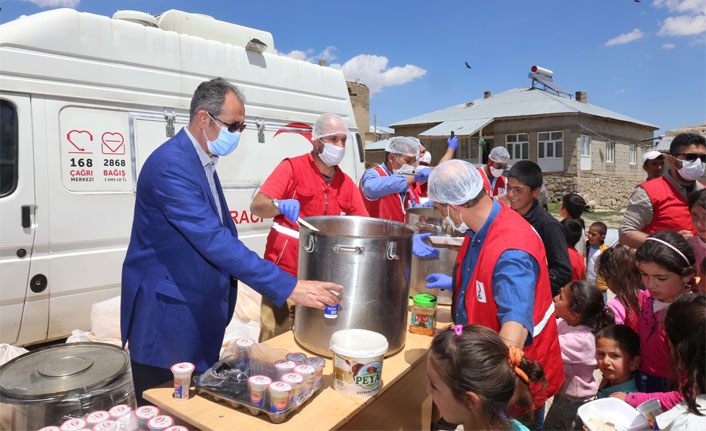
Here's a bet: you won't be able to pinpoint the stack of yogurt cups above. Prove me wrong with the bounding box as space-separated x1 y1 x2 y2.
246 351 326 415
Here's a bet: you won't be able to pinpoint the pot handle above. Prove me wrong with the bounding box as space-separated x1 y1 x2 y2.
331 245 364 254
303 234 316 253
386 242 400 261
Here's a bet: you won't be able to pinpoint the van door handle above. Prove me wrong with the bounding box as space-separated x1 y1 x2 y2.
21 205 31 228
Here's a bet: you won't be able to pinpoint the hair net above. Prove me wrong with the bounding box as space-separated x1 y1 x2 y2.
488 146 511 163
385 136 420 159
311 113 350 140
428 160 483 205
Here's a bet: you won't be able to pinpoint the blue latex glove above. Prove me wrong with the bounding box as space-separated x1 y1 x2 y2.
425 273 452 290
412 200 435 208
413 233 439 258
414 167 432 183
447 136 459 151
277 199 300 223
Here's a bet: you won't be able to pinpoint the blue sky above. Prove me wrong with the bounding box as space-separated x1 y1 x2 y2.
1 0 704 135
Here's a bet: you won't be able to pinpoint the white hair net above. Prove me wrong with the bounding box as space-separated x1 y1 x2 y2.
311 113 350 140
428 160 483 205
385 136 420 159
488 146 511 163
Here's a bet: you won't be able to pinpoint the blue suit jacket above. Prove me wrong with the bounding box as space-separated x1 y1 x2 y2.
121 129 297 372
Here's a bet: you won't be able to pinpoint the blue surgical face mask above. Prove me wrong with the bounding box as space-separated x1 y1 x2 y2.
203 124 241 156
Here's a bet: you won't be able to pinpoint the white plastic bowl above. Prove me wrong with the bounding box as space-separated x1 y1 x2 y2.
578 398 649 431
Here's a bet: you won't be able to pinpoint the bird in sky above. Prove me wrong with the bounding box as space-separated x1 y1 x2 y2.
464 61 472 69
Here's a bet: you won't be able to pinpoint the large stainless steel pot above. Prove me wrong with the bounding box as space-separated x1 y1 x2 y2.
0 342 135 430
294 216 413 358
406 207 464 305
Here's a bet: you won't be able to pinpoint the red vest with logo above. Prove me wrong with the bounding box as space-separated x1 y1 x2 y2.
640 176 696 235
264 154 367 276
360 164 418 223
453 203 564 408
478 166 507 197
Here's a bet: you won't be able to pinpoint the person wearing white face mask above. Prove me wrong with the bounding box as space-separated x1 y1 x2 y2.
620 133 706 250
360 136 432 222
415 160 565 424
250 113 368 341
478 146 510 197
122 79 343 404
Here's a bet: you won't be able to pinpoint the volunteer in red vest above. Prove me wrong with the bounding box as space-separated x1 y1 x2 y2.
620 133 706 249
416 160 563 422
478 146 510 197
251 113 368 340
359 136 432 222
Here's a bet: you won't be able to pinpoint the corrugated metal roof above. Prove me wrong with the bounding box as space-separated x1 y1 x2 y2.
419 117 493 137
366 139 390 150
370 125 394 134
390 87 658 132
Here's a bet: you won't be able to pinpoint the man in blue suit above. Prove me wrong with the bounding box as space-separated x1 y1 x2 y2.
122 78 342 405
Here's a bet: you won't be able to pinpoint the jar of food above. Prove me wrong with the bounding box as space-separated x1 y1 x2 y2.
409 293 437 336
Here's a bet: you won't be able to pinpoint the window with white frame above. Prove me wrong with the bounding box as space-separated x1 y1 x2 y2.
606 141 615 163
629 144 637 165
537 131 563 159
580 135 591 156
506 133 529 160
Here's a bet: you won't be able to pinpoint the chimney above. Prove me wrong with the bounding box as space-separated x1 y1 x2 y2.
575 91 588 103
319 59 326 66
483 90 492 99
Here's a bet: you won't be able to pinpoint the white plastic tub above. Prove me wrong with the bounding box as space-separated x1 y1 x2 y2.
330 329 388 397
578 398 649 431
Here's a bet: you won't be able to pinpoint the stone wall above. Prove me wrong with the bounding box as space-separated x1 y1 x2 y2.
347 81 370 138
544 172 641 210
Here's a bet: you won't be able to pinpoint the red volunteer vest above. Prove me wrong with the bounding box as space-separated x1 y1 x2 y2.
360 164 418 223
264 154 367 276
641 176 696 235
478 166 507 197
453 203 564 408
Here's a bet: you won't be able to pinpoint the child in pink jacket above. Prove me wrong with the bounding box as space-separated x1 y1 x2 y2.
545 281 614 430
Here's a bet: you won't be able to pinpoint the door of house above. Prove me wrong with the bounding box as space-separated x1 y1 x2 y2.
580 135 591 171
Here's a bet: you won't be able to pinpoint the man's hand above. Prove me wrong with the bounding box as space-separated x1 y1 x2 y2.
413 233 439 258
425 273 452 290
414 167 432 184
447 137 458 151
277 199 300 223
289 280 343 310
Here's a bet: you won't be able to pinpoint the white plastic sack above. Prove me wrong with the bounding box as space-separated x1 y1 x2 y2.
90 295 121 340
0 343 28 367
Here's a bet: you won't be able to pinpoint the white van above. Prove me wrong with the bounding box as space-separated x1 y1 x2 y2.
0 9 365 346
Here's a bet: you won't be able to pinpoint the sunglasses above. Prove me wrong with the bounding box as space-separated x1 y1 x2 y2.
675 153 706 162
209 113 247 133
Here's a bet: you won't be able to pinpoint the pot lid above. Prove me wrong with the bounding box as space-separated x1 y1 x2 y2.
0 342 129 399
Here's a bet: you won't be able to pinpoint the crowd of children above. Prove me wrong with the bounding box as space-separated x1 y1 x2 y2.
425 189 705 431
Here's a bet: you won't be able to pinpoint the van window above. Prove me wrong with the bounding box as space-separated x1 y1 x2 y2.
0 100 18 197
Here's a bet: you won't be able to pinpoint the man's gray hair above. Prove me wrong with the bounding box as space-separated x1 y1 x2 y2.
189 77 246 122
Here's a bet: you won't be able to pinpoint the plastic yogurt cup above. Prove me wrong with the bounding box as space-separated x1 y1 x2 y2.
170 362 195 401
304 356 326 387
135 405 159 428
38 427 61 431
235 337 256 351
60 418 87 431
92 420 118 431
147 415 174 431
281 372 304 403
84 411 110 425
164 427 189 431
248 375 272 408
268 381 292 413
285 352 307 365
293 364 316 394
108 404 131 419
274 359 296 379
